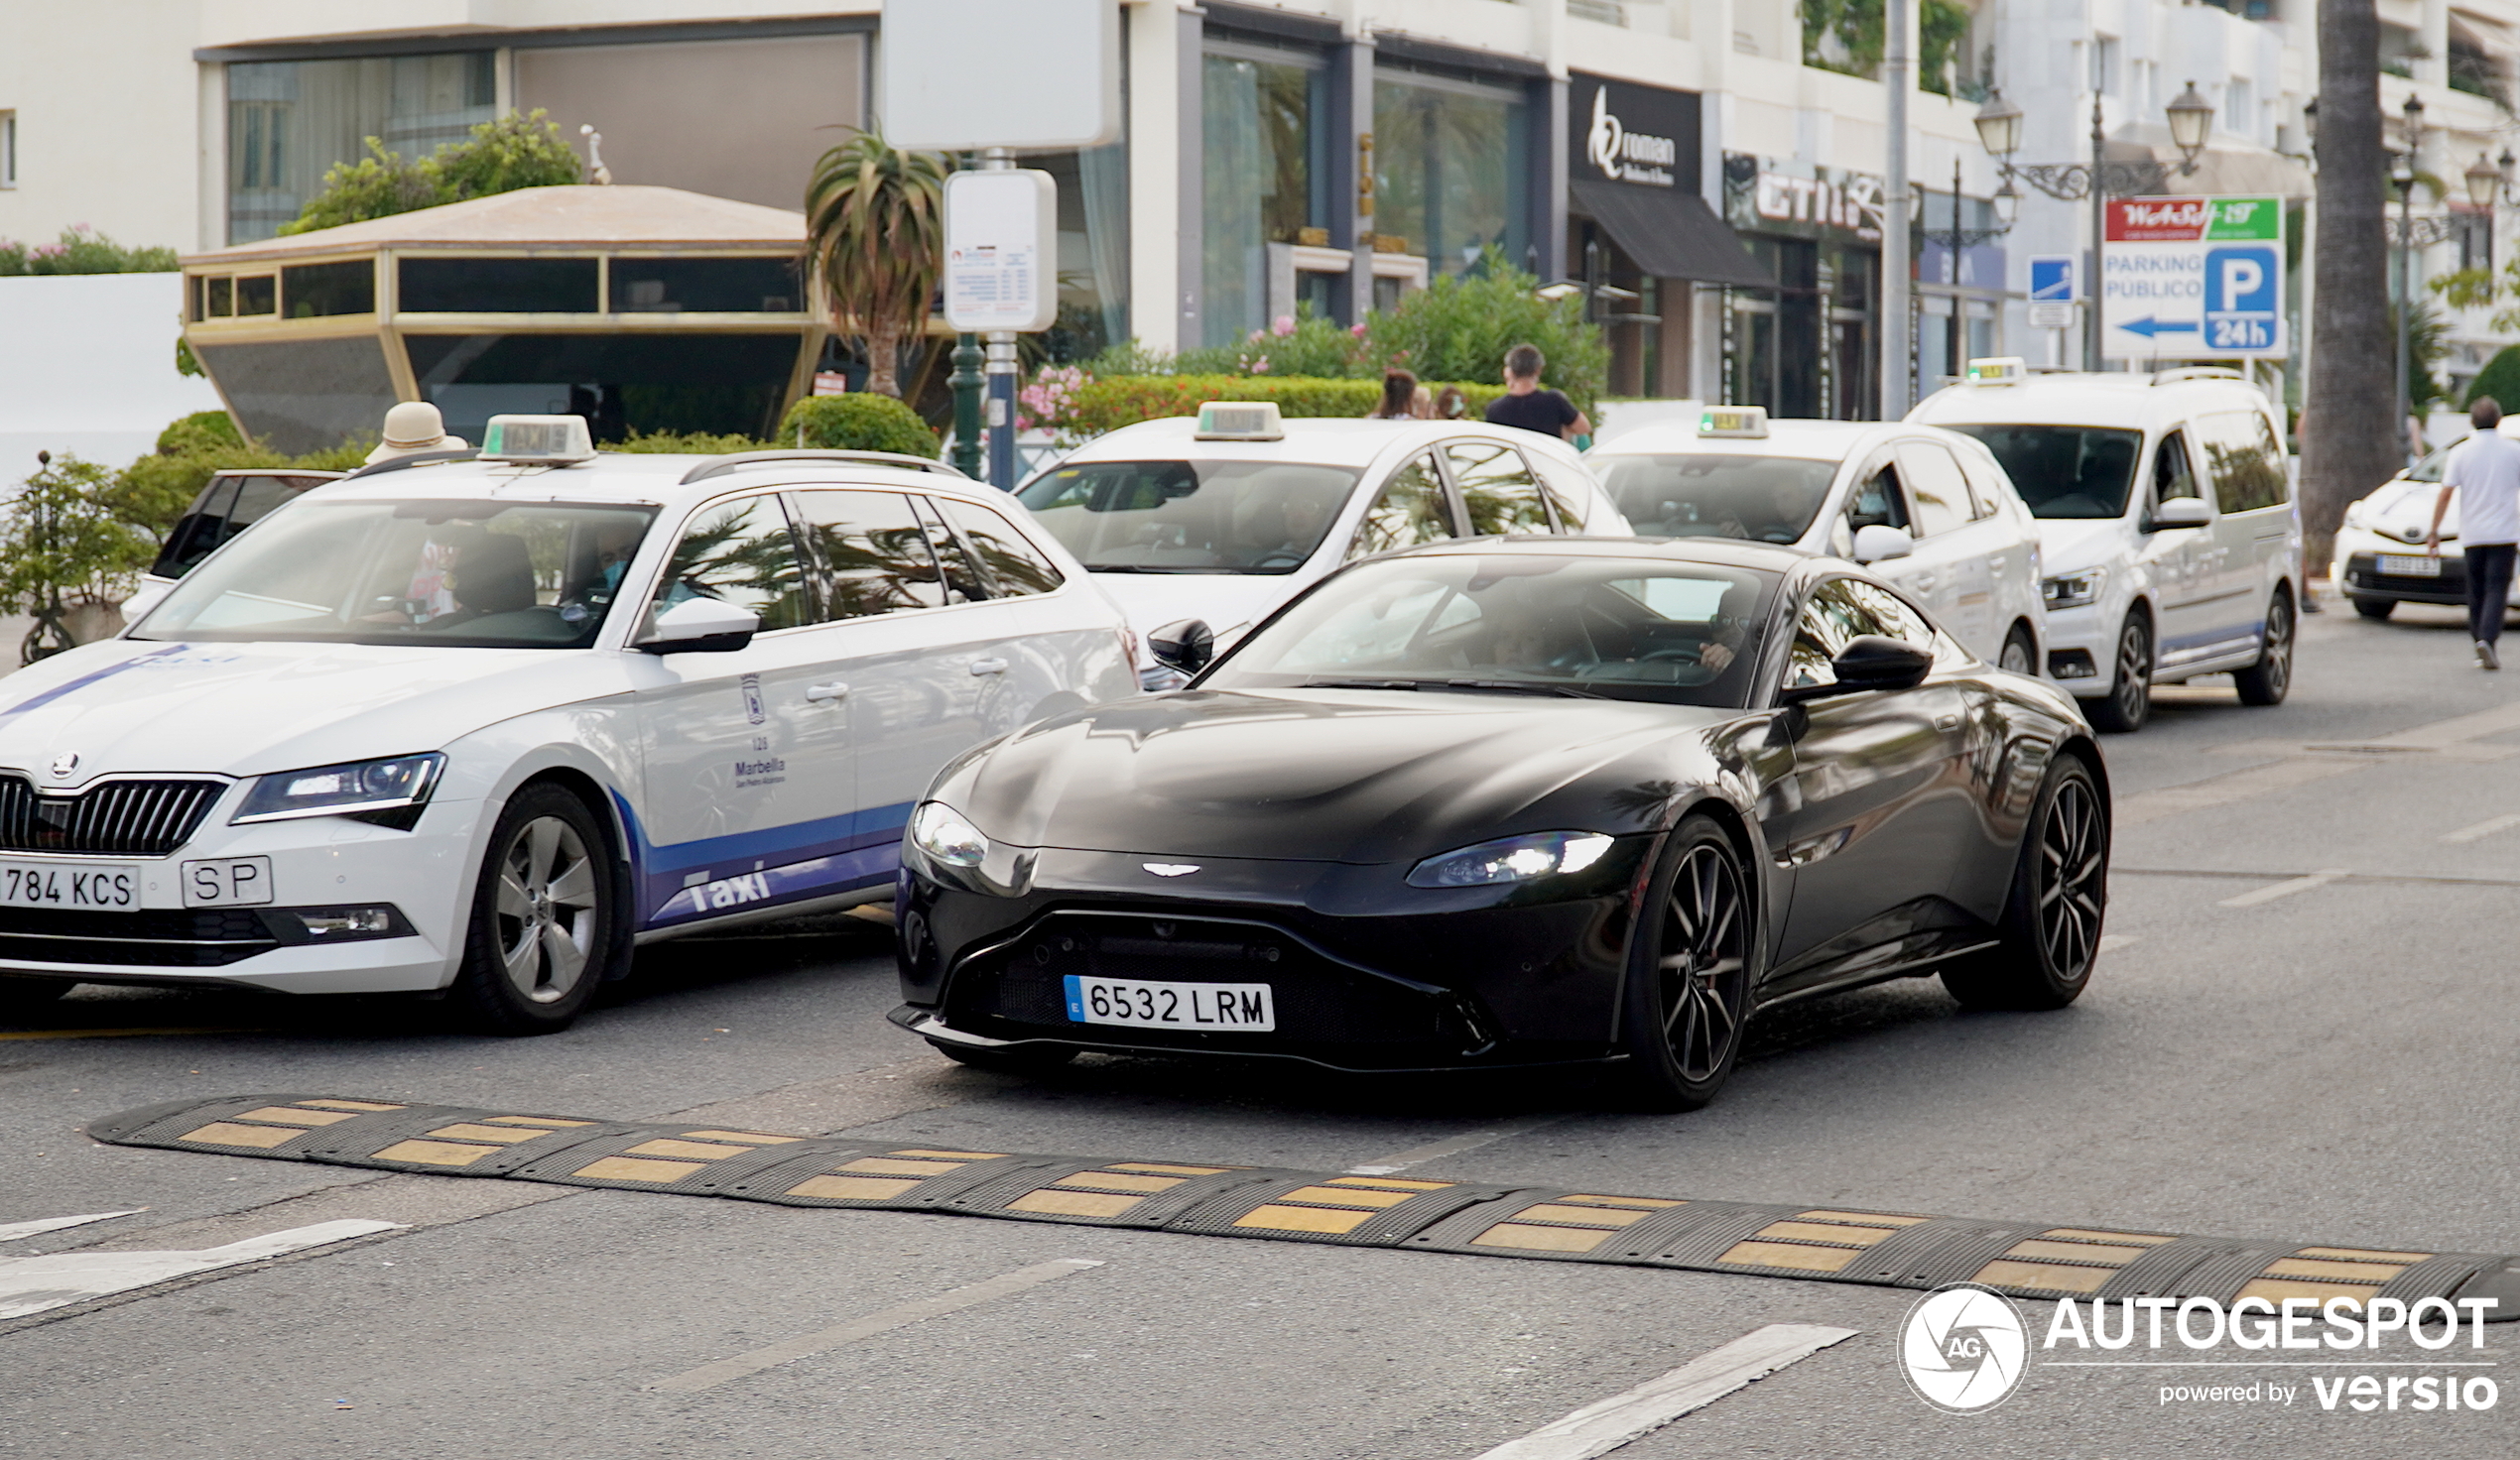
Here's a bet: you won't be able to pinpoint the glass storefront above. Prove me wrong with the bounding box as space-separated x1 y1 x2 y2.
1722 156 1888 421
1374 64 1529 279
1030 145 1132 360
1201 37 1326 346
227 54 495 243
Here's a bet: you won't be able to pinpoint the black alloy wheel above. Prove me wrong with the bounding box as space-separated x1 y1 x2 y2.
1998 624 2039 676
2085 611 2152 733
2234 589 2294 705
450 783 625 1035
1614 815 1755 1111
2351 595 2396 621
1943 755 2108 1011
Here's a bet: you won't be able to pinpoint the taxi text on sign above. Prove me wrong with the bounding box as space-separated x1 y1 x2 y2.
2098 196 2285 361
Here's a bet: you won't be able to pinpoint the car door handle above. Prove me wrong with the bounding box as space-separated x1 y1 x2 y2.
968 658 1009 676
805 682 848 702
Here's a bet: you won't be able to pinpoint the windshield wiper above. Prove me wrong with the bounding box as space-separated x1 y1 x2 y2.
1441 678 1602 698
1299 677 1423 690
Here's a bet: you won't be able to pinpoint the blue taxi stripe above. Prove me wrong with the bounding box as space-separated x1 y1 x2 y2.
0 645 194 722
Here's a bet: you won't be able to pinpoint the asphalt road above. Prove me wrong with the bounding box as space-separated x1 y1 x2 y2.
3 590 2516 1458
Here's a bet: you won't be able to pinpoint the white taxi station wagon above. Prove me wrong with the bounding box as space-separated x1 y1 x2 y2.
0 420 1135 1032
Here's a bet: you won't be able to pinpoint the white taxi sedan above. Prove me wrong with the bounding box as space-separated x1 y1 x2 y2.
0 419 1134 1033
1583 407 2049 672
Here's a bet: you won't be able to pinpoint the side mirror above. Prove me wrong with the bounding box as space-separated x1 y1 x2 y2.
1780 635 1935 702
121 577 174 625
636 596 759 655
2148 497 2212 531
1148 618 1214 676
1851 524 1914 563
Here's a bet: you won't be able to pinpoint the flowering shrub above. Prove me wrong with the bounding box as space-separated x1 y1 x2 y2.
0 225 179 276
1017 365 1093 444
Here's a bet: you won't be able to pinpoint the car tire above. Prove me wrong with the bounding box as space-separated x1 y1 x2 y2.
928 1039 1078 1075
1998 623 2038 676
2083 610 2153 733
1611 814 1758 1112
2233 589 2294 706
0 974 71 1014
1942 754 2108 1011
2351 595 2396 621
449 784 624 1036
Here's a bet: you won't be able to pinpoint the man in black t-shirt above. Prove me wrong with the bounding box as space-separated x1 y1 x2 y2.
1483 343 1592 440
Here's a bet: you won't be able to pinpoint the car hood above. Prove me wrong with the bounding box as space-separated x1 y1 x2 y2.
2031 517 2133 575
939 687 1739 864
0 639 629 786
2349 478 2453 544
1087 572 1307 646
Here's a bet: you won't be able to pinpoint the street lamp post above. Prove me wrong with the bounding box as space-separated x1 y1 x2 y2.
1937 157 2014 378
2396 93 2425 463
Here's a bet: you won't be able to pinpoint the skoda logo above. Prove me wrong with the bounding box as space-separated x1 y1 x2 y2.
1899 1284 2028 1414
1142 863 1199 878
48 752 78 780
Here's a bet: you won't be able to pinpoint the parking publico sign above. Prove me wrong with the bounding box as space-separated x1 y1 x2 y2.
2099 195 2286 361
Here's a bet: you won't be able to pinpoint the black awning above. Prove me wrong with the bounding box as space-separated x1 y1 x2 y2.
1571 181 1773 289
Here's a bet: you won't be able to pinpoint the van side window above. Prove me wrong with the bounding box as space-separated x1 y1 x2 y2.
2194 411 2290 512
2152 431 2200 505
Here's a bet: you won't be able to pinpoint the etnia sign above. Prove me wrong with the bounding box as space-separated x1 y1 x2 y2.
2099 195 2286 361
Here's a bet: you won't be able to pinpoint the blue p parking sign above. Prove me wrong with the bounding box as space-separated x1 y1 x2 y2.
2203 245 2278 352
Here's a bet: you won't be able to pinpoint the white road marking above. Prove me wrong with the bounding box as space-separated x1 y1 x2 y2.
1470 1323 1859 1460
648 1258 1103 1394
1348 1116 1566 1176
2443 812 2520 844
2096 934 2140 954
0 1219 401 1321
0 1210 142 1243
2217 868 2351 909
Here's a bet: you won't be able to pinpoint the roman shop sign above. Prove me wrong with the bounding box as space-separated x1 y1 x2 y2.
1571 76 1700 192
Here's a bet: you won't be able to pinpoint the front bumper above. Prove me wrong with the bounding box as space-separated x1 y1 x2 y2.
2332 535 2517 607
2042 601 2113 692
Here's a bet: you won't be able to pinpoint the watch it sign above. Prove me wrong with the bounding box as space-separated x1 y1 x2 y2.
1570 76 1701 192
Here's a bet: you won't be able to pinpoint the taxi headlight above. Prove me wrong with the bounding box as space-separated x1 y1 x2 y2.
233 754 444 825
909 801 991 868
2042 568 2108 609
1408 831 1615 889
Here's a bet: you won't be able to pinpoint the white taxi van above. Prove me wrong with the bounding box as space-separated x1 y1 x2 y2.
1583 406 2050 672
0 420 1134 1033
1911 361 2303 731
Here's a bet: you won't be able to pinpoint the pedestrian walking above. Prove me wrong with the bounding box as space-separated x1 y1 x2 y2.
1482 343 1591 441
2427 396 2520 669
1366 369 1421 421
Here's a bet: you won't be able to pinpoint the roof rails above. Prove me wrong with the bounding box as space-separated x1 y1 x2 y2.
2150 366 2246 387
340 447 480 481
678 449 972 486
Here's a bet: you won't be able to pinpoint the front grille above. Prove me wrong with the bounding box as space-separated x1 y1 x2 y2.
0 777 226 857
0 905 277 967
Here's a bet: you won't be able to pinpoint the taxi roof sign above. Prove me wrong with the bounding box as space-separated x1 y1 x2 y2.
1698 406 1769 439
480 415 596 464
1196 402 1286 440
1965 357 2028 386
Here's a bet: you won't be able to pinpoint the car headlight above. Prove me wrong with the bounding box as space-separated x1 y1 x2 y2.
1407 830 1615 889
909 801 990 868
232 753 444 825
2042 568 2107 609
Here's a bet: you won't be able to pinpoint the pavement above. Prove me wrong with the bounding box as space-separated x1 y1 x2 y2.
1 593 2516 1457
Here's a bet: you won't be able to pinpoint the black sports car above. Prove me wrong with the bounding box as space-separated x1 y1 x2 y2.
891 538 2109 1108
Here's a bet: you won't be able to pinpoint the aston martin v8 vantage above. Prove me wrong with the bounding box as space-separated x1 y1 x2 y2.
893 538 2110 1108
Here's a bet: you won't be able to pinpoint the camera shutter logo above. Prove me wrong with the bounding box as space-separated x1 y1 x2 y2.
1900 1284 2029 1413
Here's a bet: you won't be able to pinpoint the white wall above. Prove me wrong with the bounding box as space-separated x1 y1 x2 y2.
0 0 205 253
0 274 226 480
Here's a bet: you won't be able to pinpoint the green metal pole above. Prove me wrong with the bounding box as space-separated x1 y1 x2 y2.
950 331 985 477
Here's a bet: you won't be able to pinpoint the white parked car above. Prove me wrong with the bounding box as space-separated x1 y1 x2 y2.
1013 404 1630 687
2333 438 2520 620
1911 362 2304 731
1583 406 2050 673
0 420 1134 1032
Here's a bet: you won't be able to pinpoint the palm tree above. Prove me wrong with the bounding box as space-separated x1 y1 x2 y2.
2302 0 2398 570
806 126 947 399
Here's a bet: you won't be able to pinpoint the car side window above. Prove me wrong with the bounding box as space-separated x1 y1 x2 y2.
2194 411 2290 512
655 493 816 631
1346 452 1454 561
1844 461 1910 535
1529 453 1593 532
2151 430 2200 506
1953 446 2009 520
786 489 945 621
1447 440 1552 536
1896 441 1972 537
934 497 1065 596
1786 578 1895 688
908 496 987 603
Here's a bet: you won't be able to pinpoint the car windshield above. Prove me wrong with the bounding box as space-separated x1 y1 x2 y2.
1944 425 2144 519
132 499 660 649
1015 459 1361 572
1593 455 1838 545
1207 554 1778 708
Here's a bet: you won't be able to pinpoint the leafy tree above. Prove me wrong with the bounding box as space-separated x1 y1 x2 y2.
280 111 584 236
0 225 178 275
805 125 947 398
107 416 367 548
0 455 157 617
2302 0 2399 569
1361 249 1607 414
2465 343 2520 409
782 394 943 456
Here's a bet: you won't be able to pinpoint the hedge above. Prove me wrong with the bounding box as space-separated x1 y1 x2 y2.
780 393 942 457
2467 344 2520 412
1067 375 1508 438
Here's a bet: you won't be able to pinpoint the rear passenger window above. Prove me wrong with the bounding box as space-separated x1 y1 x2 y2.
1447 441 1551 536
934 497 1065 595
909 497 986 604
2151 430 2200 504
2194 411 2289 512
1896 441 1972 537
1953 446 2009 520
787 489 945 619
1346 453 1454 560
1530 455 1594 532
657 494 815 631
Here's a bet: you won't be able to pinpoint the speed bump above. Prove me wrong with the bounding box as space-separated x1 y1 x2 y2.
85 1094 2518 1316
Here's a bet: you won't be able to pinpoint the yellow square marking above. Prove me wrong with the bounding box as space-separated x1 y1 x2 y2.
1513 1203 1651 1228
1754 1220 1896 1247
889 1149 1005 1160
2261 1258 2410 1282
1560 1195 1685 1209
2004 1239 2148 1265
840 1156 966 1176
1055 1172 1184 1193
1719 1240 1861 1273
679 1130 803 1145
1281 1185 1416 1209
1108 1163 1237 1176
786 1174 921 1200
1975 1253 2116 1288
572 1156 705 1182
296 1100 404 1112
1794 1210 1929 1227
621 1139 754 1160
236 1106 357 1127
1472 1223 1615 1254
1008 1189 1145 1218
372 1139 501 1166
1233 1204 1377 1235
425 1123 546 1145
2042 1229 2176 1246
2294 1247 2431 1264
2238 1278 2385 1306
1325 1176 1451 1191
182 1122 303 1149
481 1116 595 1129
